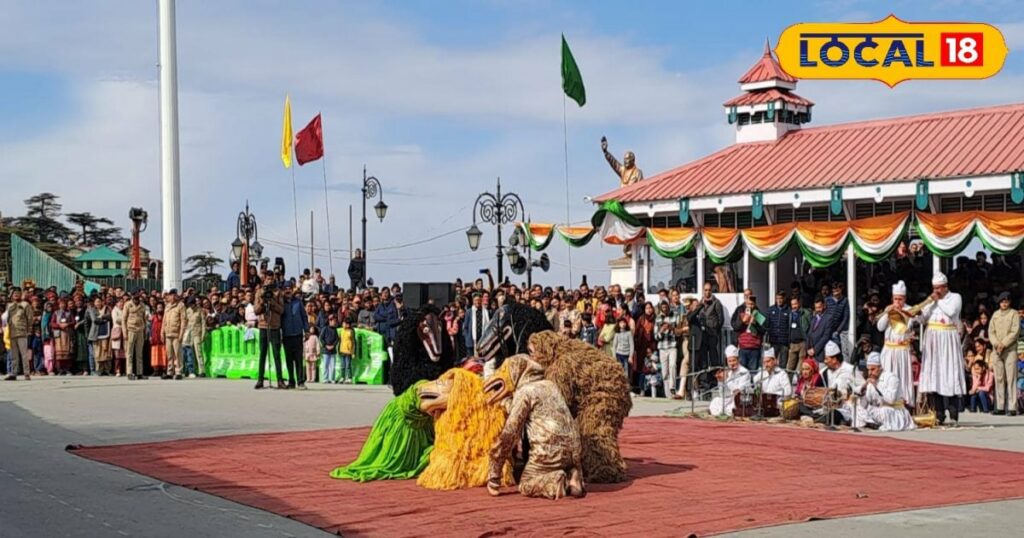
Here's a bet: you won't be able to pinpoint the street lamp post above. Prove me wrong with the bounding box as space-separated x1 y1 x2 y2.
361 166 388 289
235 201 258 287
466 178 525 283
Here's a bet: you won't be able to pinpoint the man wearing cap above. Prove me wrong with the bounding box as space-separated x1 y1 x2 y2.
4 288 34 381
821 340 861 395
752 347 792 400
918 272 966 426
122 291 147 380
845 352 915 431
162 289 187 380
708 345 750 416
877 280 915 410
988 291 1020 416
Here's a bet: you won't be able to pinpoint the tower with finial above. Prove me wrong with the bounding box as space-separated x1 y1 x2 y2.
724 39 814 143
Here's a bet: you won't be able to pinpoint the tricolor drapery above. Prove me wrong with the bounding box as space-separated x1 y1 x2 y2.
516 203 1024 267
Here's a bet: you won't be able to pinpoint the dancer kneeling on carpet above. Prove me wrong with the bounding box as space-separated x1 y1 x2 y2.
484 354 585 500
708 346 750 417
416 368 514 490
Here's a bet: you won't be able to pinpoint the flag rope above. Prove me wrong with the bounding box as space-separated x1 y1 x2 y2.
290 164 301 272
320 156 335 275
562 93 573 286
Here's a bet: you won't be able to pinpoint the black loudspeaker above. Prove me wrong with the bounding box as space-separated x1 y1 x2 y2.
427 282 455 306
402 283 429 310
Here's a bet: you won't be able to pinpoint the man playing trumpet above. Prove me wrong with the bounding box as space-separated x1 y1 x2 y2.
918 272 967 427
876 281 916 411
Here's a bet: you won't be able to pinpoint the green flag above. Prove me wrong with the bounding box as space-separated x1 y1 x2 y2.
561 34 586 107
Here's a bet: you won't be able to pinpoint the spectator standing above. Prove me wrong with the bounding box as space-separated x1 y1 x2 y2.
827 282 851 361
304 326 320 385
807 297 833 361
149 304 166 377
183 298 207 378
786 296 810 371
612 317 634 377
320 314 339 383
462 292 491 358
654 301 679 398
339 317 355 383
988 292 1020 415
281 285 309 389
52 298 74 375
694 281 725 387
731 294 765 373
5 288 34 380
766 291 790 362
254 283 284 389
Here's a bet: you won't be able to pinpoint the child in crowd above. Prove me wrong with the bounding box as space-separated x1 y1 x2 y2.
560 319 574 338
304 325 320 384
578 313 597 346
339 317 355 384
319 314 339 383
644 348 662 398
150 305 166 378
968 359 994 413
612 317 634 378
30 326 44 375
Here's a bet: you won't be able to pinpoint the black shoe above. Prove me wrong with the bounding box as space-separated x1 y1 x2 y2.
174 374 183 380
298 384 307 391
254 382 265 390
138 375 148 380
286 384 296 390
993 410 1006 416
161 374 171 380
1010 411 1019 417
128 374 137 381
4 375 15 381
276 382 287 390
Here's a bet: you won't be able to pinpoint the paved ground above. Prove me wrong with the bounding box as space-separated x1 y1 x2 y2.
1 377 1022 537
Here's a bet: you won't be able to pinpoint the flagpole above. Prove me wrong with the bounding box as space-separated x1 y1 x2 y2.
290 156 301 274
562 94 574 287
320 156 335 277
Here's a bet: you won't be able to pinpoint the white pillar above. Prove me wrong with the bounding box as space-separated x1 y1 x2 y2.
846 243 856 341
742 247 750 292
643 245 652 296
159 0 182 292
630 244 640 288
768 259 777 302
696 240 705 293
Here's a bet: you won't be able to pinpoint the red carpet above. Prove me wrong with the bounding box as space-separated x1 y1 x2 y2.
70 417 1024 537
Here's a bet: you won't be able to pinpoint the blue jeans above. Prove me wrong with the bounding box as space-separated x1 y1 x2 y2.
182 346 196 376
739 348 762 373
88 343 96 375
321 352 336 382
340 354 352 381
970 391 992 412
615 353 630 377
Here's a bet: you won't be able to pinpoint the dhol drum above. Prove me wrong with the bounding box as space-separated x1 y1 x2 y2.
802 387 831 409
733 392 781 418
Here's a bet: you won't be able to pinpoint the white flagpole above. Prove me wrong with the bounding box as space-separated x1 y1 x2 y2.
320 156 335 276
290 163 301 273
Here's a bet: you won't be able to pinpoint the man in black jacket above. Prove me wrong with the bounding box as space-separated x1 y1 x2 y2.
766 291 790 364
807 296 834 360
693 281 724 390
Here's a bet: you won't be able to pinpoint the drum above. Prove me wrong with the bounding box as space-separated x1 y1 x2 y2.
802 387 830 408
782 397 800 420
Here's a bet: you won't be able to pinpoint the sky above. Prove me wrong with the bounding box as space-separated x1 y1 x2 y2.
1 0 1022 288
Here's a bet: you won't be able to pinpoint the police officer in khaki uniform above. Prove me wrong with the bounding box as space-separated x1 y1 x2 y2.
161 289 187 380
122 290 148 380
4 288 35 381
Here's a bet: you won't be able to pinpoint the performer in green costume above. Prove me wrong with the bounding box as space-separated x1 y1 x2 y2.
330 380 435 481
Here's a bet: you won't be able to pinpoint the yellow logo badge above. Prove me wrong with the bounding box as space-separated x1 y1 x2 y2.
776 15 1009 87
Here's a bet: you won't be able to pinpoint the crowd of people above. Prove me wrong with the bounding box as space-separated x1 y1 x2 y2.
3 249 1022 426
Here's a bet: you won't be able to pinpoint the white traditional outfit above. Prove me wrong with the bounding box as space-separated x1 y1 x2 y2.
876 281 915 408
843 353 915 431
918 274 966 398
753 366 793 398
709 346 749 416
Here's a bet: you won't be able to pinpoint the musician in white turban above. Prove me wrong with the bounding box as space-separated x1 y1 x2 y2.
820 340 861 394
843 353 916 432
752 346 792 399
877 280 915 411
918 272 967 426
708 345 750 416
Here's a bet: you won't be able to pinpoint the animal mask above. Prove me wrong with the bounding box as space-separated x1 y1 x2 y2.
483 354 545 405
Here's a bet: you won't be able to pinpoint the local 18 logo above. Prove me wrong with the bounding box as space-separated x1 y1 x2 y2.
775 15 1009 87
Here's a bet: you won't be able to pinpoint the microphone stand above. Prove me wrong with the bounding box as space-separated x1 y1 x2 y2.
751 369 765 421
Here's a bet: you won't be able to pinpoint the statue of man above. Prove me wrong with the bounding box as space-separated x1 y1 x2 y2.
601 136 643 188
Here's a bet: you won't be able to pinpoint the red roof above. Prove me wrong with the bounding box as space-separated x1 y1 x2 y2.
738 41 796 84
723 88 814 107
595 102 1024 203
